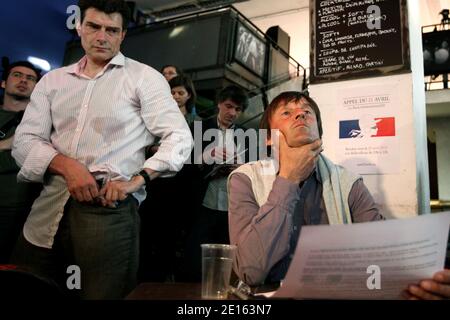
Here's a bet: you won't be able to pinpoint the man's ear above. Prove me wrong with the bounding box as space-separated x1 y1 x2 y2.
1 80 5 90
121 29 127 41
76 21 82 37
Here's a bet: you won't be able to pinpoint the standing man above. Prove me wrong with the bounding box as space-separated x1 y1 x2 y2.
0 61 41 263
182 85 249 281
11 0 193 299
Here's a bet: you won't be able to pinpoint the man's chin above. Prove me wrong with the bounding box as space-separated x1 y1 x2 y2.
288 137 314 148
9 93 30 101
90 52 114 63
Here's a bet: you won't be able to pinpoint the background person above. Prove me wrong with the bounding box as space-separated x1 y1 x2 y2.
0 61 42 263
161 64 182 81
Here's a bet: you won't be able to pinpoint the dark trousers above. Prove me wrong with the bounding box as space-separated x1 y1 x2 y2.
10 196 140 300
138 167 197 282
0 206 30 264
180 205 230 282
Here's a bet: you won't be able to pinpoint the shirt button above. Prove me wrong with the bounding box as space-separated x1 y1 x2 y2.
293 226 298 231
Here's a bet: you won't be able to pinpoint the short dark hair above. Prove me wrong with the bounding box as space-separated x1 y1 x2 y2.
169 75 197 113
217 85 248 111
2 61 41 82
259 91 323 138
78 0 131 30
161 65 183 76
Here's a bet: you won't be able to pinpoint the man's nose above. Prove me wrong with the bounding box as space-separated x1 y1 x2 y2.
295 111 306 121
95 29 108 42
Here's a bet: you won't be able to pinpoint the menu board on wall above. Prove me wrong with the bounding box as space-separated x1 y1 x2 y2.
310 0 410 83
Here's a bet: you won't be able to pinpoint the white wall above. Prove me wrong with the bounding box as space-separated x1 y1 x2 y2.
428 117 450 200
409 0 431 215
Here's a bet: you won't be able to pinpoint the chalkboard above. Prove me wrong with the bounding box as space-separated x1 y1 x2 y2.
310 0 410 83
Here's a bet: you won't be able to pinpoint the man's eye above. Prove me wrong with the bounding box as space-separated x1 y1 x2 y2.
281 111 290 116
87 24 99 30
107 29 120 36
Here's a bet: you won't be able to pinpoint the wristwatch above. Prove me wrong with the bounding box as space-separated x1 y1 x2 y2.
136 169 152 186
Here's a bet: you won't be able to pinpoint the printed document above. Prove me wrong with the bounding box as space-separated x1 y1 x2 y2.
274 212 450 299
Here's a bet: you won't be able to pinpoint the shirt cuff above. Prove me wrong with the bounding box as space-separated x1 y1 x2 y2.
143 157 176 178
17 143 59 183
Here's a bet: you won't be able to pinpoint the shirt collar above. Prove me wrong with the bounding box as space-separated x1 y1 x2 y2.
216 116 235 130
313 166 321 183
66 52 125 76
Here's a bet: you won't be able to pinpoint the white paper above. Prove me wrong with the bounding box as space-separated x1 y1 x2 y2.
335 85 400 174
274 212 450 300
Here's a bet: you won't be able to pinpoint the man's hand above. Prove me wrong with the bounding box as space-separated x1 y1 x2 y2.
98 175 145 208
98 169 159 208
49 154 99 202
276 131 323 184
211 148 230 162
404 269 450 300
0 135 14 150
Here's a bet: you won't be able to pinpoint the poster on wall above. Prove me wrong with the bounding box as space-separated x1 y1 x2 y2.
335 85 400 175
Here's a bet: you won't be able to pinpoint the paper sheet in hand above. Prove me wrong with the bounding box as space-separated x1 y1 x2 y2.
274 212 450 299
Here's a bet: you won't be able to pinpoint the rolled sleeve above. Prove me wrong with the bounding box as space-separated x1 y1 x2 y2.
12 76 59 183
137 70 193 175
17 143 59 183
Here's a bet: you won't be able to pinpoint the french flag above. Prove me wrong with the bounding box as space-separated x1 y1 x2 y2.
372 117 395 137
339 117 396 138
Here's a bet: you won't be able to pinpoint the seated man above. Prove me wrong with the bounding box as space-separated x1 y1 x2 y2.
228 91 450 300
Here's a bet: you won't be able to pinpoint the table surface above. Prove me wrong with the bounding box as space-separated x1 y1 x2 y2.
125 281 282 300
126 282 236 300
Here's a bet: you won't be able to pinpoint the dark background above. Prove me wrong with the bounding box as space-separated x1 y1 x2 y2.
0 0 76 72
